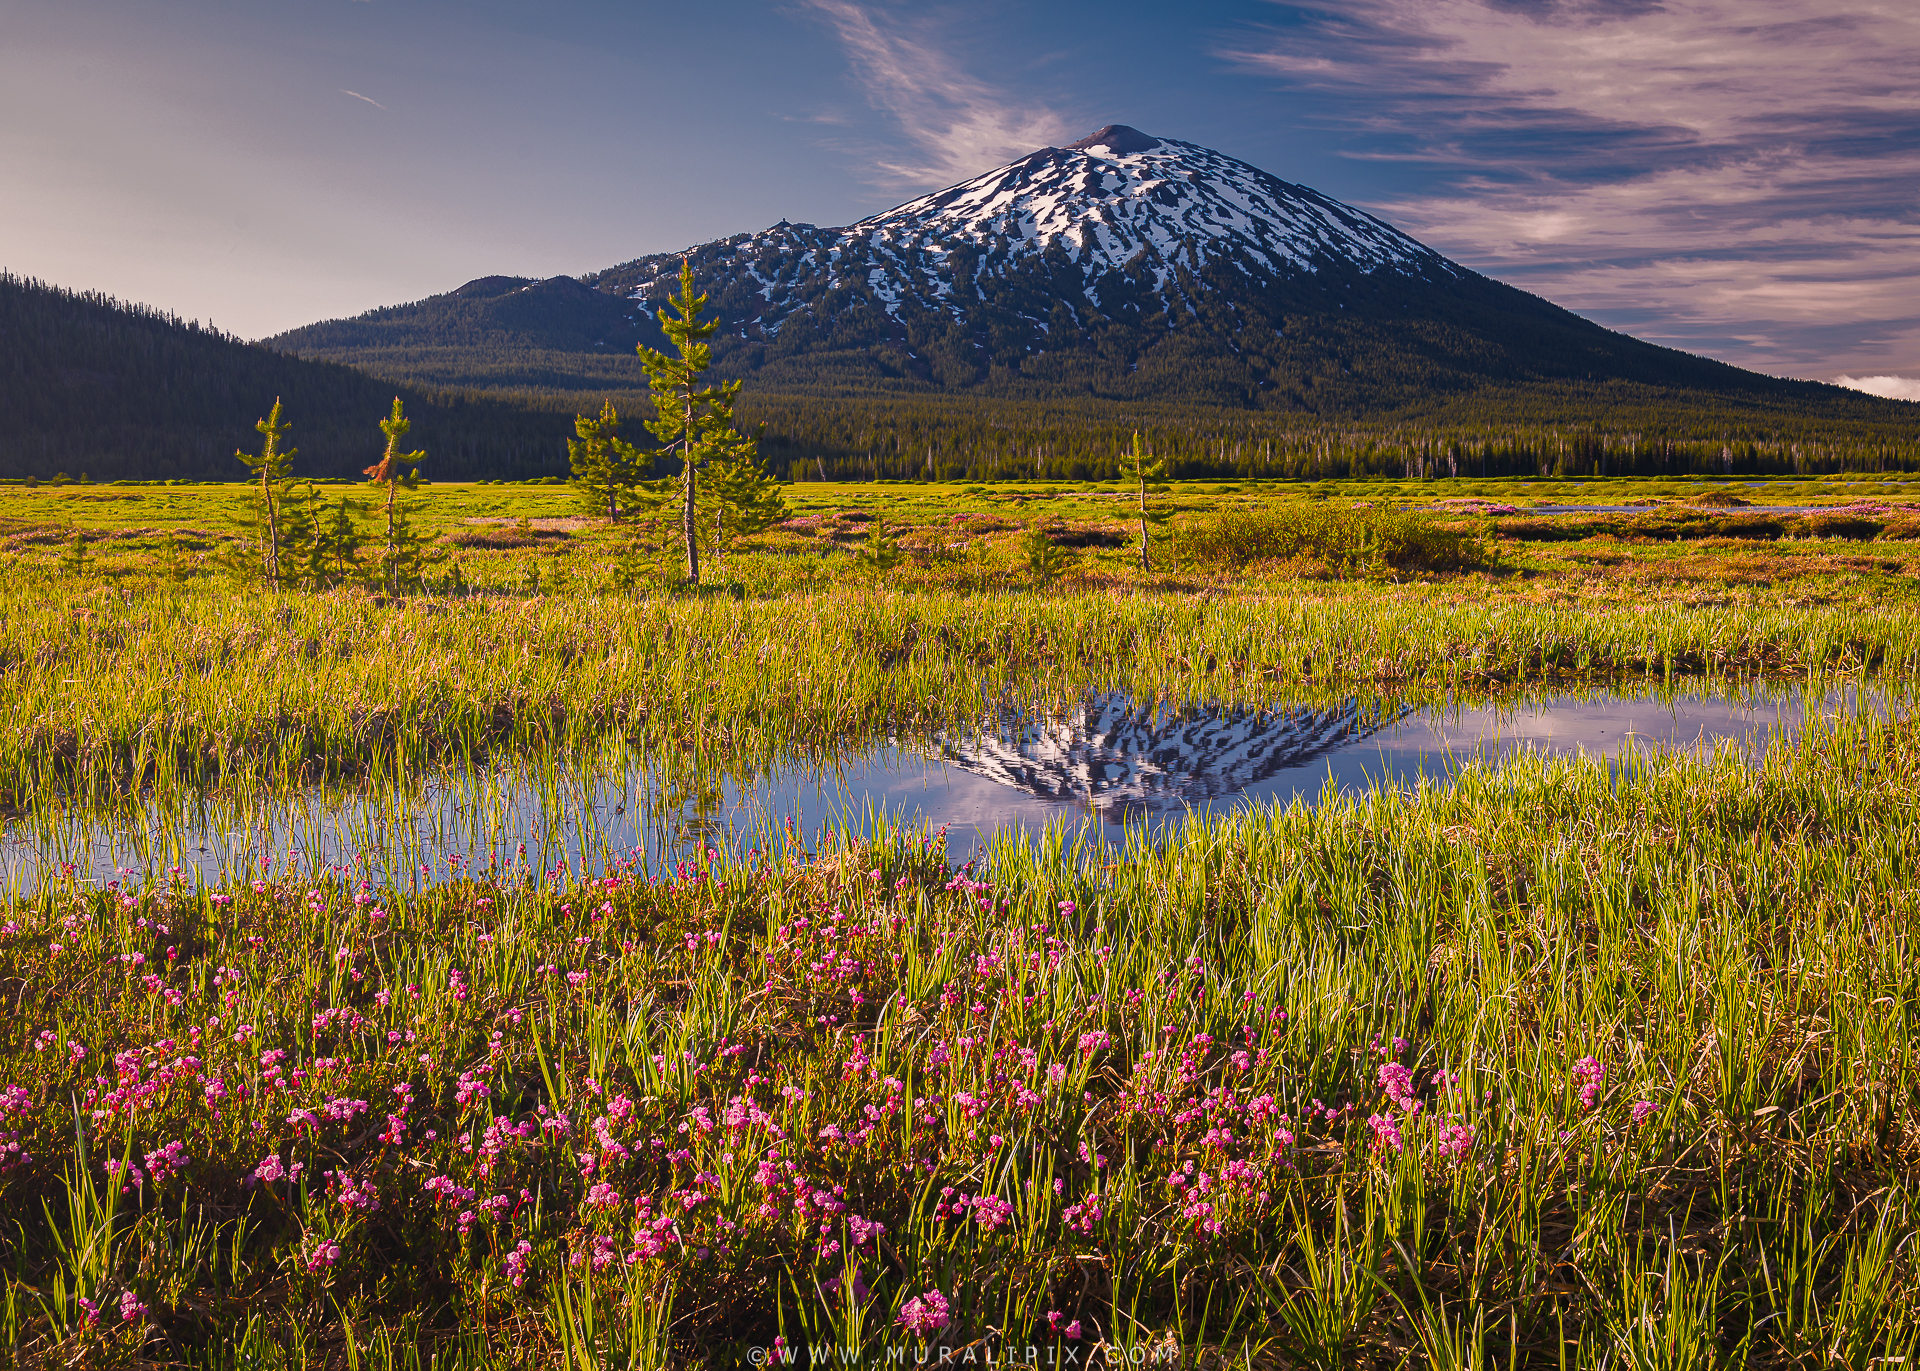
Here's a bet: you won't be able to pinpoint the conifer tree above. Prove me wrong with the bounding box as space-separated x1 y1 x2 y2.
568 400 647 521
610 534 652 592
364 397 434 593
1121 430 1168 571
709 438 788 567
281 483 363 590
312 492 366 588
1023 520 1070 588
855 517 904 574
638 260 757 584
235 397 296 584
276 484 318 588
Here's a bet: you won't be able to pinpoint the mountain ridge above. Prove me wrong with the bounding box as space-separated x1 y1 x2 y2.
266 124 1901 430
0 272 576 481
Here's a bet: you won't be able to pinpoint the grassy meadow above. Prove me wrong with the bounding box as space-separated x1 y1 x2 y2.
7 470 1920 604
1 472 1918 1367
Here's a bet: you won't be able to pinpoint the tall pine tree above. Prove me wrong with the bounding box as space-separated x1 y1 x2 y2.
638 261 757 584
234 397 296 584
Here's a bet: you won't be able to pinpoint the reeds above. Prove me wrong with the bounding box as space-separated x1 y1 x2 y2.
6 582 1916 812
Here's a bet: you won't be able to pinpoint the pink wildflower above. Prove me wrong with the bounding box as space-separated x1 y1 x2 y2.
1377 1062 1419 1114
1367 1113 1404 1154
1572 1057 1606 1110
504 1239 533 1287
897 1287 951 1336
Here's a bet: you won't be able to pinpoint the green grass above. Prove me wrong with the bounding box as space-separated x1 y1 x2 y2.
3 582 1916 812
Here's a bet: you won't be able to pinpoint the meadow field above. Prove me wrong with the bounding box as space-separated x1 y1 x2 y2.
2 473 1918 1368
9 471 1920 603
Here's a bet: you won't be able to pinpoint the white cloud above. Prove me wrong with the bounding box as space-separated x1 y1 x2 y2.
1222 0 1920 376
796 0 1075 189
1834 375 1920 402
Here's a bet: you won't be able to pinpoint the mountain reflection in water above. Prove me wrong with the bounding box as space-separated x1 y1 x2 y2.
932 694 1411 818
2 685 1879 895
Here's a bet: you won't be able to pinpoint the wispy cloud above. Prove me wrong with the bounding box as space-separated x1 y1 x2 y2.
339 89 386 111
1835 375 1920 403
796 0 1075 189
1221 0 1920 378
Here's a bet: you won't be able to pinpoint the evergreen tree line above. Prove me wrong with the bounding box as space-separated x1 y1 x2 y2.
0 273 573 481
734 393 1920 483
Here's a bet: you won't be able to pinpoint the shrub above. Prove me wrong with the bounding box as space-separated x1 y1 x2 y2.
1022 521 1072 586
855 518 905 573
1172 503 1491 576
1796 513 1884 541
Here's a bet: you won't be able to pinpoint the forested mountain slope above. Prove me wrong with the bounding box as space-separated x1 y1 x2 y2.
0 274 572 480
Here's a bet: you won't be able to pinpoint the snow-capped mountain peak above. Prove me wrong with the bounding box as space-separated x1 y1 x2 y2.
605 125 1457 338
851 125 1446 303
280 124 1831 415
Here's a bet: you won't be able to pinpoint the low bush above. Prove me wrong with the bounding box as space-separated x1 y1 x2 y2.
1173 502 1491 576
1797 513 1885 541
1046 522 1128 549
441 523 572 550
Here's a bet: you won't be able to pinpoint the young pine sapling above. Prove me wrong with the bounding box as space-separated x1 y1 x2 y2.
1023 521 1071 588
855 518 905 574
708 428 788 571
568 400 647 522
1121 430 1168 571
234 397 296 585
364 398 435 594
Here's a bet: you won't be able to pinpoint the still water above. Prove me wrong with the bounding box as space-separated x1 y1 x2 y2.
0 684 1881 893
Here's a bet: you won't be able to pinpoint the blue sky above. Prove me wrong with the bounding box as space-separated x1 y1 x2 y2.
5 0 1916 396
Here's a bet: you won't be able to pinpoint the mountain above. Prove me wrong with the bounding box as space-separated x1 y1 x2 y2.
270 274 660 395
271 125 1904 430
0 273 573 481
